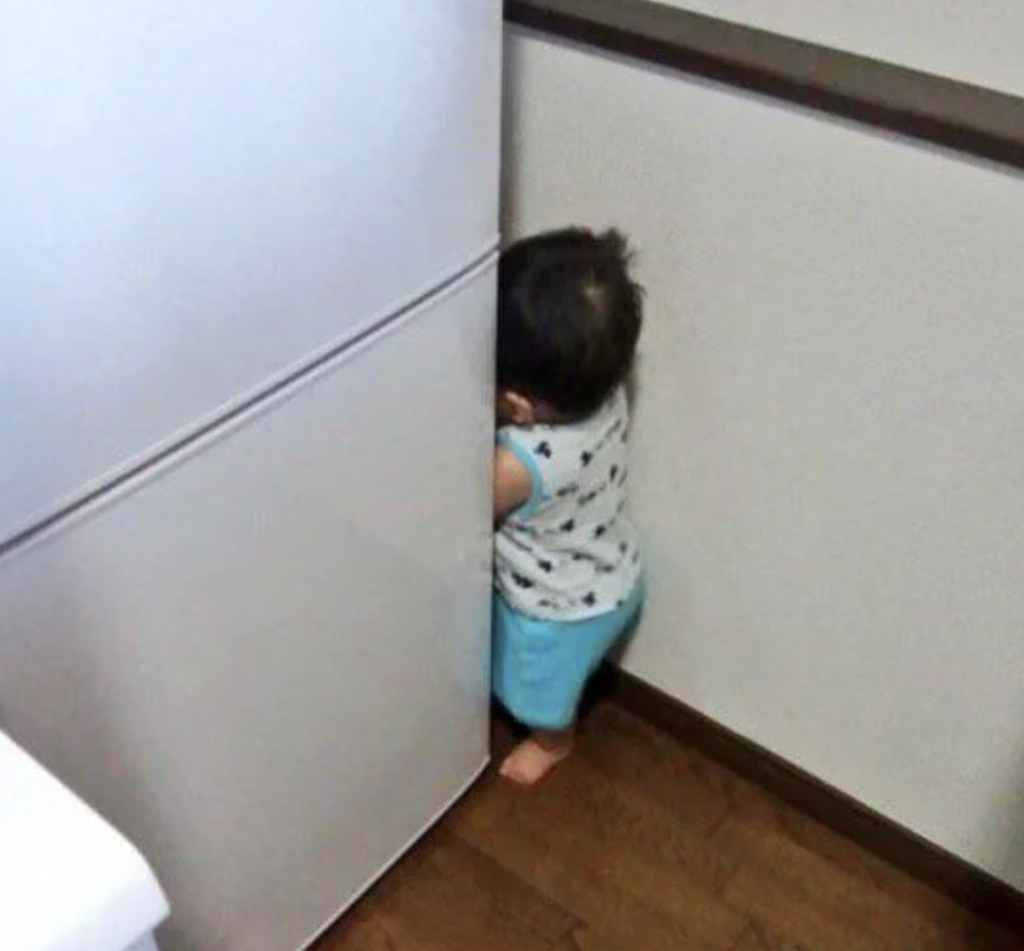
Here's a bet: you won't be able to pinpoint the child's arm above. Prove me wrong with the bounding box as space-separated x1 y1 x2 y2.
494 446 532 520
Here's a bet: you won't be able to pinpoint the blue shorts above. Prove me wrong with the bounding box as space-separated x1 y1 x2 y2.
492 581 644 731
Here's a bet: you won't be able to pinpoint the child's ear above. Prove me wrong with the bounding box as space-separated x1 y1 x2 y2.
499 389 536 425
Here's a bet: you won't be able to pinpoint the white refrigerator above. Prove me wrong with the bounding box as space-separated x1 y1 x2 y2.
0 4 500 950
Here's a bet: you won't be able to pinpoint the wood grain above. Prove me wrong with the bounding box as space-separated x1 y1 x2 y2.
316 701 1020 951
607 667 1024 935
325 827 577 951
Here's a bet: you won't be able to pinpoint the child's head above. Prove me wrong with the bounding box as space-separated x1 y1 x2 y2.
496 226 643 425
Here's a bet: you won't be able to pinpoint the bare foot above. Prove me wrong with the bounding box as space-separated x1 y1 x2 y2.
499 731 574 786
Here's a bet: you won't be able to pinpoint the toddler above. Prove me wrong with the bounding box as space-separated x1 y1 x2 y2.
492 226 644 786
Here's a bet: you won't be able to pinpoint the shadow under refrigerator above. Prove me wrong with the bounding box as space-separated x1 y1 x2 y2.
0 3 501 950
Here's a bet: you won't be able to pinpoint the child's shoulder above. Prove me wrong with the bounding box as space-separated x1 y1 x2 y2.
501 387 629 479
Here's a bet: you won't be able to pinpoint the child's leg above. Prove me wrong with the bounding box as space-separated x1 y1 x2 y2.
492 584 643 786
492 599 577 784
499 727 575 786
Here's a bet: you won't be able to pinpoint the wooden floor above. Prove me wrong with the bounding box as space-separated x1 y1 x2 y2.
316 701 1021 951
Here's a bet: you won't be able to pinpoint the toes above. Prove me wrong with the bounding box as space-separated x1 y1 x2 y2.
506 767 530 786
498 751 519 780
499 737 573 786
505 763 534 786
498 749 530 785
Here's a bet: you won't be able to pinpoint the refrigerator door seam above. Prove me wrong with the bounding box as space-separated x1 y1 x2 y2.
0 248 498 566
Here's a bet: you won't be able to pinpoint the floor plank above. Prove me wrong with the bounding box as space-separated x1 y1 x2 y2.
318 828 577 951
449 714 749 951
318 700 1021 951
695 731 1019 951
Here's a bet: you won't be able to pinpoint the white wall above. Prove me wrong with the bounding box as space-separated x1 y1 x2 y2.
504 30 1024 889
660 0 1024 96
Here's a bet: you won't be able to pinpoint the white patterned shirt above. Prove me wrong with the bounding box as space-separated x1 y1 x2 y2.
495 386 642 621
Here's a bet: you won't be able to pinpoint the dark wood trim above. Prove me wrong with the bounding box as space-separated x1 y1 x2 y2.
505 0 1024 170
600 665 1024 934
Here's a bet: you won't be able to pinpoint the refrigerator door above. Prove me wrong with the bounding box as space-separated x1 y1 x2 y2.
0 1 500 547
0 259 495 951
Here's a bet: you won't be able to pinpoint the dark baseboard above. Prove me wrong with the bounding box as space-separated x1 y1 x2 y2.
600 665 1024 935
505 0 1024 171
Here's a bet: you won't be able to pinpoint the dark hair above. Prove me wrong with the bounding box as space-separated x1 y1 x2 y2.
497 226 643 418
